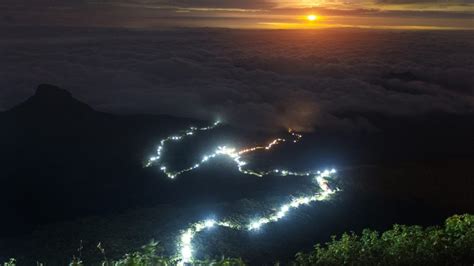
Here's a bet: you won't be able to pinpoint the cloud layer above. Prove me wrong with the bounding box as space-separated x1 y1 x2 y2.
1 27 473 131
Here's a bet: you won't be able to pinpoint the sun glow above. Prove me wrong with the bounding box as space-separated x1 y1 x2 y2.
307 14 318 21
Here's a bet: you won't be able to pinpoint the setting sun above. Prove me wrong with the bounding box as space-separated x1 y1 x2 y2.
307 15 318 21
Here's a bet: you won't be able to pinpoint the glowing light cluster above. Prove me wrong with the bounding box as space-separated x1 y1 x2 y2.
289 129 303 143
177 169 338 264
238 138 286 155
146 121 340 264
146 120 221 171
146 123 305 179
179 219 239 263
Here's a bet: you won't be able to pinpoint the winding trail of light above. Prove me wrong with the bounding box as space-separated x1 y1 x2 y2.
146 122 305 179
177 170 338 265
146 120 221 170
145 121 340 264
237 138 286 155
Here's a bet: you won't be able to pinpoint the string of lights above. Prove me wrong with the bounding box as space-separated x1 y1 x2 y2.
146 120 221 169
177 169 338 264
145 121 339 264
146 122 306 179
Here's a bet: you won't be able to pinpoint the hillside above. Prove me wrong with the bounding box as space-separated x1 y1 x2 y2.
0 84 203 235
1 84 473 264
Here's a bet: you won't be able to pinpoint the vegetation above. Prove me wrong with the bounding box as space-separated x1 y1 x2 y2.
69 241 245 266
295 214 474 266
3 214 472 266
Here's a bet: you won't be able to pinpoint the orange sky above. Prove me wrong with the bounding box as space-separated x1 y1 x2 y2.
1 0 473 29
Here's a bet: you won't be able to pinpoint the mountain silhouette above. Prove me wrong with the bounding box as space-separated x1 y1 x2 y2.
0 84 202 236
10 84 94 115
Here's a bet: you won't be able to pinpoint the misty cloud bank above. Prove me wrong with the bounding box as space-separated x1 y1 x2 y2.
1 27 473 131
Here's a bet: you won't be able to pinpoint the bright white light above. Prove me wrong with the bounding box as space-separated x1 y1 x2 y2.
216 146 238 157
181 230 193 244
144 121 340 264
177 169 339 263
249 221 263 230
181 246 192 262
204 219 216 228
146 121 312 180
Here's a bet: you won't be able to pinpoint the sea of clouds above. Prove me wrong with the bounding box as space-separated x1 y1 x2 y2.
1 27 473 131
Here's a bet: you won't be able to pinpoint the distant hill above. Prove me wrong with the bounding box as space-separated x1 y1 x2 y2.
0 84 203 236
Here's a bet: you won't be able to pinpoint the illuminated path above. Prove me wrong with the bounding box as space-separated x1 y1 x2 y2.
146 121 339 264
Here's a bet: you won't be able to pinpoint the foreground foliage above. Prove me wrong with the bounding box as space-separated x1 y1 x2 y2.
295 214 474 265
69 241 245 266
3 214 472 265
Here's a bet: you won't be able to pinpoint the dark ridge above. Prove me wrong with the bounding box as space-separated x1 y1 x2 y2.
8 84 94 116
35 84 73 98
0 84 202 237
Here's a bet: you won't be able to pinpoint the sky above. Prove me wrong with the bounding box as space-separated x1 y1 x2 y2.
0 1 473 132
1 0 473 29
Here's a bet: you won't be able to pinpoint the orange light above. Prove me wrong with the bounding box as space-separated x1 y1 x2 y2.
307 15 318 21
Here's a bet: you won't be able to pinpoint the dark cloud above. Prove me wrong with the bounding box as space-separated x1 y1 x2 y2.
145 0 275 9
0 28 473 132
0 0 274 9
